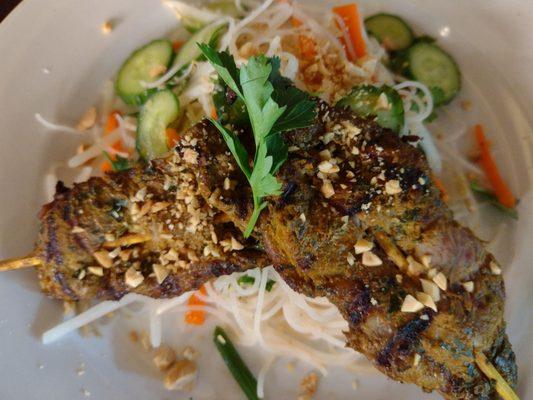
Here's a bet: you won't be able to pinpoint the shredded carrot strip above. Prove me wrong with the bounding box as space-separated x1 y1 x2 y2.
100 111 125 172
475 124 516 208
432 175 449 202
166 128 180 148
290 17 317 59
100 160 112 173
332 3 367 61
211 107 218 120
172 40 183 51
291 16 303 27
185 285 207 325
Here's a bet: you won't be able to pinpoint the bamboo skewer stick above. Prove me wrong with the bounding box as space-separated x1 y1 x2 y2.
475 351 520 400
0 256 41 272
0 233 152 272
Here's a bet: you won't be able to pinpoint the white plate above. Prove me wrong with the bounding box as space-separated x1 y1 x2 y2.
0 1 532 399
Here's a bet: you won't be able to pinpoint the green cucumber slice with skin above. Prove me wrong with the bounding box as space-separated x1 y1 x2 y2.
115 40 173 106
365 13 414 51
337 85 405 132
407 42 461 106
172 21 227 70
137 90 180 161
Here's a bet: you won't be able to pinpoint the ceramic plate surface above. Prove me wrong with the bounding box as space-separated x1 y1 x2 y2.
0 1 532 399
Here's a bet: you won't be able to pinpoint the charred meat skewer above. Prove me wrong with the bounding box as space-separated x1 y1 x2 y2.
174 102 517 400
25 155 267 301
0 103 517 399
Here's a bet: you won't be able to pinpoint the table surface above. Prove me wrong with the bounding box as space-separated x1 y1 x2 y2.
1 0 21 22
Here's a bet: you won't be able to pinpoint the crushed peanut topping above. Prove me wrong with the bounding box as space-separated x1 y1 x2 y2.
416 292 437 312
407 256 426 277
401 295 425 313
385 179 402 195
93 251 112 269
153 264 170 285
183 148 199 164
87 266 103 277
182 346 198 361
320 179 335 198
297 372 319 400
151 202 170 213
432 272 447 291
419 254 432 268
125 267 144 288
101 21 113 34
362 251 382 267
354 238 373 254
347 253 355 266
427 268 438 279
413 353 421 367
420 279 440 302
77 107 97 131
299 213 306 223
462 281 474 293
223 177 231 190
318 160 340 174
164 359 197 391
489 261 502 275
153 346 177 372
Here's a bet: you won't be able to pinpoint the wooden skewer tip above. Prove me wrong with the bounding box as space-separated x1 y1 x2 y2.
0 256 41 272
475 351 520 400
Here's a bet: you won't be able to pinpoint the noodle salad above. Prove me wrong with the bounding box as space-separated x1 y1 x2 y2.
36 0 519 398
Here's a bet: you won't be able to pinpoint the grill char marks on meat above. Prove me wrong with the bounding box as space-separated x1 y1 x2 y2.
36 157 267 301
178 101 516 399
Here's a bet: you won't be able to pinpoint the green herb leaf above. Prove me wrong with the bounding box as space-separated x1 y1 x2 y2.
265 279 276 292
199 44 316 237
103 152 131 172
213 326 259 400
209 118 251 178
470 181 518 219
237 275 256 286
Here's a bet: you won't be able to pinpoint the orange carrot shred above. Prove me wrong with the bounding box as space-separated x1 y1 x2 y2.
432 175 449 202
475 124 516 208
184 286 207 326
298 35 317 59
211 107 218 120
166 128 180 148
290 17 317 59
332 3 367 61
290 16 303 27
100 160 112 173
105 111 125 153
173 41 184 51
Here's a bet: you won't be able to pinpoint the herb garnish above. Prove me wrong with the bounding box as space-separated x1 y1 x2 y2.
470 181 518 219
198 44 316 237
237 274 276 292
103 151 131 172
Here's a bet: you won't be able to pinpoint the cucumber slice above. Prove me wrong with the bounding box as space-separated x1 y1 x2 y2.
337 85 404 132
137 90 180 161
172 21 227 70
365 14 414 51
115 40 173 106
366 14 414 51
407 43 461 106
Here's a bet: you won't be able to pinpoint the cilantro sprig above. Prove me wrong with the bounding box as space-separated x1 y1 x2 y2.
199 44 316 237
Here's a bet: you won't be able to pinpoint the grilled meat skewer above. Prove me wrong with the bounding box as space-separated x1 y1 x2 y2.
0 102 517 398
34 155 267 301
173 102 517 399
